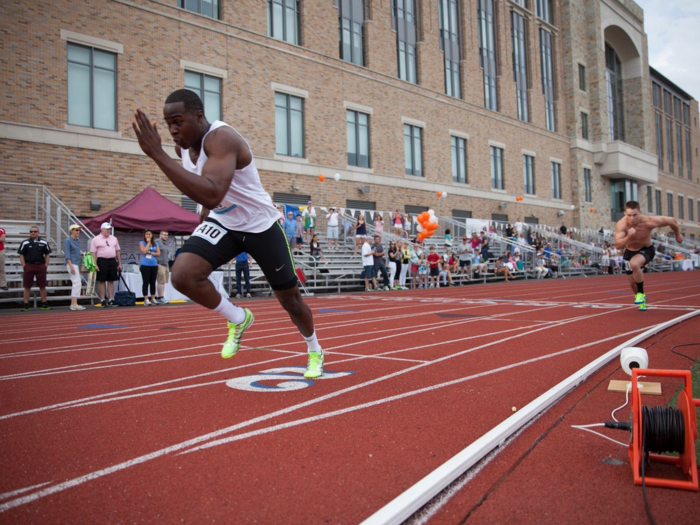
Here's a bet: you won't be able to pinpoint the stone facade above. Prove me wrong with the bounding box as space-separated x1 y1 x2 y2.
0 0 697 234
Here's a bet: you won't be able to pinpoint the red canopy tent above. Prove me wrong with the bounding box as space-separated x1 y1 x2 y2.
81 187 199 233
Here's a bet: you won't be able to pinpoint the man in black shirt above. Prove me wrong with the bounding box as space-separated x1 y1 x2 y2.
17 226 52 311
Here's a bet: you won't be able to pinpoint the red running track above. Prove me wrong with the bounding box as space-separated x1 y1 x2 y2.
1 272 699 524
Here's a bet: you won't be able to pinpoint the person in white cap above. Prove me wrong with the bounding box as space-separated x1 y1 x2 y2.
89 223 122 307
64 224 85 310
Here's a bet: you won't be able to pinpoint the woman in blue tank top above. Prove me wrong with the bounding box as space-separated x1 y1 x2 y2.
139 230 160 305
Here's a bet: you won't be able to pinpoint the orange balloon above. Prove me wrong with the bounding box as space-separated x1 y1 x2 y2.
437 191 442 197
589 208 595 213
318 174 325 182
429 222 439 231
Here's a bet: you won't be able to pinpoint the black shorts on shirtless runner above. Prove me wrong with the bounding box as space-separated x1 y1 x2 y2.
622 245 655 274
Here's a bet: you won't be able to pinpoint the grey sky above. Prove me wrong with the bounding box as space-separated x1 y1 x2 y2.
636 0 700 98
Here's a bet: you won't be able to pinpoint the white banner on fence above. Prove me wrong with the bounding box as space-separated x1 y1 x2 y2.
465 218 489 235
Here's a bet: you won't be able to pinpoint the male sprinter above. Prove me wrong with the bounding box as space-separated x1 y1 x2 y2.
614 200 683 311
132 89 323 378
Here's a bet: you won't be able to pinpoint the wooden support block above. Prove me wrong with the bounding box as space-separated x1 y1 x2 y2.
608 380 662 395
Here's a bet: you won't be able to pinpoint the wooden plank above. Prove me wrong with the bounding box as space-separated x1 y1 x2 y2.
608 380 662 395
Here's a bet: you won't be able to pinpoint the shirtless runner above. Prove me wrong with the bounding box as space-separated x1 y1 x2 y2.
614 200 683 311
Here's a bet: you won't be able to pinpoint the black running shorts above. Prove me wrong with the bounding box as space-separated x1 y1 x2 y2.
180 218 298 291
623 245 656 274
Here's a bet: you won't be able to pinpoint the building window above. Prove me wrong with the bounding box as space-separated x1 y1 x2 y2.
540 29 555 131
184 71 222 123
664 90 672 114
551 162 561 199
667 193 674 217
404 124 423 176
605 44 624 141
584 168 592 202
674 97 681 121
512 11 528 121
655 189 662 215
652 83 661 109
179 0 219 18
655 112 663 170
451 136 468 184
683 103 690 125
676 123 683 176
689 198 694 222
275 92 304 157
581 112 589 140
667 118 674 173
393 0 418 84
346 110 370 168
523 154 535 195
478 0 498 111
268 0 300 45
536 0 552 24
686 129 692 180
678 195 684 220
578 64 586 91
439 0 462 99
610 179 637 221
647 186 653 213
339 0 364 66
490 146 504 190
67 43 117 130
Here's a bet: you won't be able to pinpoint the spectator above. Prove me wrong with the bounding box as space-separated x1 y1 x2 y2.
547 252 560 278
514 218 525 237
282 211 298 254
0 224 7 291
158 229 176 270
601 242 611 275
374 213 384 239
309 234 325 266
295 214 305 255
409 242 422 289
427 245 441 288
469 232 481 251
446 249 459 274
471 249 489 277
560 221 568 236
456 234 472 281
392 210 404 237
480 232 490 262
535 252 548 279
361 237 377 291
139 229 160 306
18 225 52 311
495 256 513 282
234 252 252 299
90 222 122 307
444 228 452 249
372 235 390 290
417 252 429 288
302 201 316 242
352 214 367 256
155 230 172 304
399 240 411 290
64 224 85 311
439 257 456 286
326 207 339 251
387 241 400 290
404 212 413 238
275 204 284 224
505 223 514 238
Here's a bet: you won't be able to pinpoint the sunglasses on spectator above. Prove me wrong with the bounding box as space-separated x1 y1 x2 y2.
30 230 39 233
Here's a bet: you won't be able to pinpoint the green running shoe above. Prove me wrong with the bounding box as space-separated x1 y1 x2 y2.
221 308 254 359
639 301 647 312
304 351 324 379
39 303 52 311
634 293 646 305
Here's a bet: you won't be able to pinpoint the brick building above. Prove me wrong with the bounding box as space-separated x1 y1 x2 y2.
1 0 698 236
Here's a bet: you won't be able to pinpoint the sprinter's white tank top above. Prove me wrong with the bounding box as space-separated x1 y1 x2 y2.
181 121 278 233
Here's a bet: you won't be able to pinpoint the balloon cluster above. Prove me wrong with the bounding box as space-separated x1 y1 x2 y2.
318 173 342 182
416 209 439 242
437 191 448 198
515 195 524 202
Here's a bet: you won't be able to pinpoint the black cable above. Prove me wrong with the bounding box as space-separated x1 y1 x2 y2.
639 405 686 525
669 342 700 364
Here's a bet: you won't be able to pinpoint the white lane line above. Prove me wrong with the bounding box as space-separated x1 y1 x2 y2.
0 321 550 420
0 482 53 501
0 307 639 513
183 329 648 453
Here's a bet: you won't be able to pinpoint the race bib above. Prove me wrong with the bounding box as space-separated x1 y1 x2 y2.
191 222 227 245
